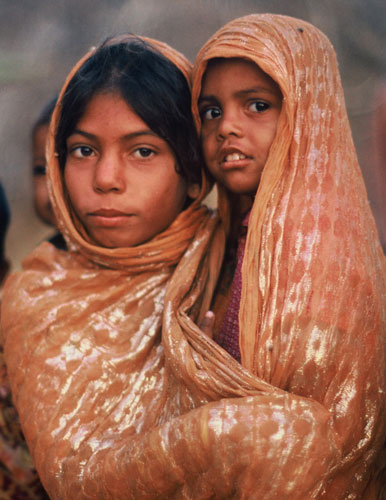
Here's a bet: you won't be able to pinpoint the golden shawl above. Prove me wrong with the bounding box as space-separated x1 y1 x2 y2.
0 35 227 499
370 82 386 251
1 17 385 499
190 14 386 499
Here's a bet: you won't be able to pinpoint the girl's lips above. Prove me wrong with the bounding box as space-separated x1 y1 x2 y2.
223 152 248 162
219 147 252 169
220 154 252 170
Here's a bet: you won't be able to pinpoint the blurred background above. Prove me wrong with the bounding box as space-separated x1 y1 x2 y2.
1 0 385 271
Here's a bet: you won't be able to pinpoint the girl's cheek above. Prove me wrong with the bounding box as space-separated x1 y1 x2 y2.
201 139 213 161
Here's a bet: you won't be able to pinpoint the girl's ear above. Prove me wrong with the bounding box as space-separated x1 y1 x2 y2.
187 183 200 200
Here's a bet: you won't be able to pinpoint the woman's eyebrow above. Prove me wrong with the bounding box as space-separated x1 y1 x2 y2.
68 129 96 140
122 130 159 141
68 128 159 141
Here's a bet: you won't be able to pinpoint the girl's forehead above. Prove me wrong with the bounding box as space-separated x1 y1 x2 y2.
201 57 280 96
205 57 264 77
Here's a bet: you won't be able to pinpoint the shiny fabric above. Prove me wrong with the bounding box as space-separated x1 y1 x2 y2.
190 13 386 499
370 82 386 252
0 35 227 499
0 18 385 500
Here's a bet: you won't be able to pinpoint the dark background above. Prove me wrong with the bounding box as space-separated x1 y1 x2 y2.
1 0 385 268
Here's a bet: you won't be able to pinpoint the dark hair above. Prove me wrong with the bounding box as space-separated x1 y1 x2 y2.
33 95 58 132
55 37 201 185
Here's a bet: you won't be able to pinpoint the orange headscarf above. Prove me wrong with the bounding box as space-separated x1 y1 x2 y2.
0 35 227 498
48 34 210 272
1 20 385 499
369 82 386 251
191 13 386 499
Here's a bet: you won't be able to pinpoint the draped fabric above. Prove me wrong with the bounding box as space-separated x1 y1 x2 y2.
369 82 386 252
0 18 385 500
190 13 386 499
0 35 226 499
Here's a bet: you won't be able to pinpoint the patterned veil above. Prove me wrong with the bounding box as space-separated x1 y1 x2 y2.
1 17 385 500
190 14 386 499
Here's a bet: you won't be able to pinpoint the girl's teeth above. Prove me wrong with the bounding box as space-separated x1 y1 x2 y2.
224 153 247 161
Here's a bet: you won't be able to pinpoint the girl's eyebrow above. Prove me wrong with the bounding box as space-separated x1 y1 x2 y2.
199 86 278 104
198 95 218 106
237 86 278 97
68 128 159 141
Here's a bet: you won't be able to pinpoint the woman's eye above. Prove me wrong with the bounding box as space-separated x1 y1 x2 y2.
133 147 155 159
71 146 94 158
201 107 222 121
249 101 270 113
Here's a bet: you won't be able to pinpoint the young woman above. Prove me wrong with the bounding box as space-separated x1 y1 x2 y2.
1 35 224 499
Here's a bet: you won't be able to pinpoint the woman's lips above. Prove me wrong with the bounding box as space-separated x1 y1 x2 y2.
88 209 134 227
90 209 130 217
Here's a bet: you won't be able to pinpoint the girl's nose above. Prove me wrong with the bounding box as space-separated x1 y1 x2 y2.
93 155 125 193
217 107 243 139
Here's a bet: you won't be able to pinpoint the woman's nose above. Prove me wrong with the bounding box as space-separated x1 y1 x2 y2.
217 107 243 139
93 155 125 193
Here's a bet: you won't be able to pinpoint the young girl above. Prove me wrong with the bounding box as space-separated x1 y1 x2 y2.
191 13 386 499
1 35 225 499
32 96 57 228
31 95 67 250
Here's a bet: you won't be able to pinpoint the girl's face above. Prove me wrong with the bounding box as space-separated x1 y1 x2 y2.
32 124 56 226
198 58 282 195
64 91 191 248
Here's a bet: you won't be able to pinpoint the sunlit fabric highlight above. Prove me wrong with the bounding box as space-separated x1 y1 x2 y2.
1 15 385 500
191 13 386 499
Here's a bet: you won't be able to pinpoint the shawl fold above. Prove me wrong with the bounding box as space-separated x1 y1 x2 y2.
1 18 386 500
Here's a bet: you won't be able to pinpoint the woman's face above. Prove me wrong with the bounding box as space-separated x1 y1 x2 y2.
64 91 190 248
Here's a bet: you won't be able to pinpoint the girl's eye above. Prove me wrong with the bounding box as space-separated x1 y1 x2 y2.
133 147 155 159
201 107 222 121
33 165 46 176
249 101 270 113
71 146 95 158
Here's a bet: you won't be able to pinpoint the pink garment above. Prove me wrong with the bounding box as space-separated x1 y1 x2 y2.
215 212 250 362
